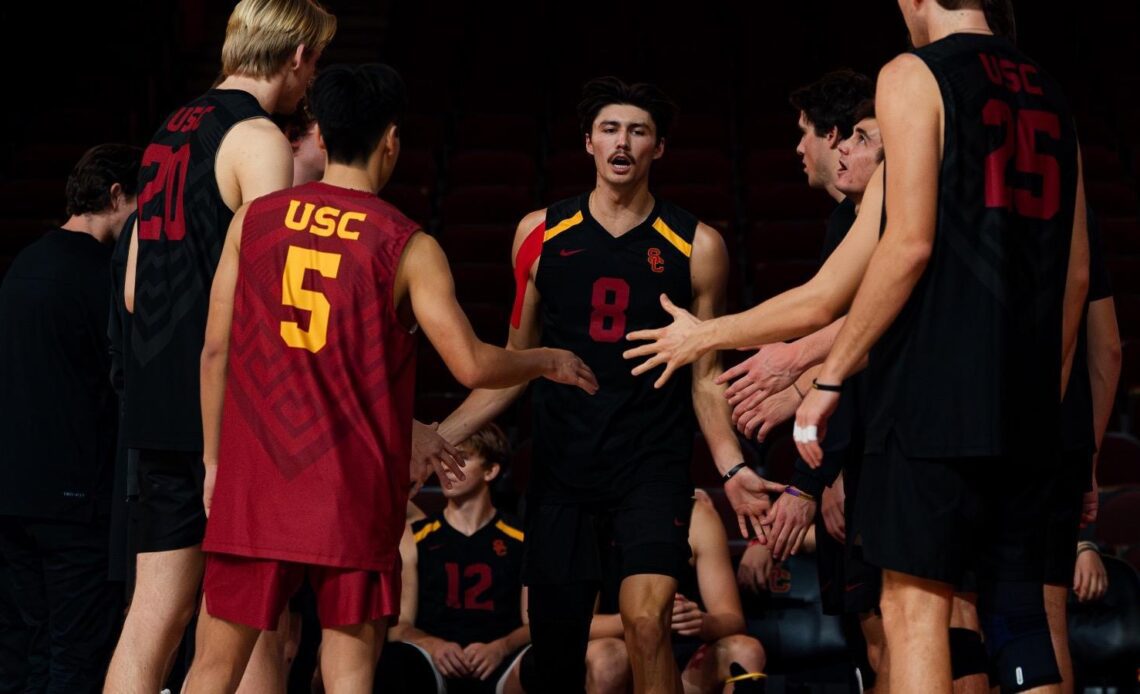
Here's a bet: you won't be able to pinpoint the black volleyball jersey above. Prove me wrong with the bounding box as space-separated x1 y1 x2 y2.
411 513 525 646
525 193 696 502
866 34 1079 458
126 90 270 450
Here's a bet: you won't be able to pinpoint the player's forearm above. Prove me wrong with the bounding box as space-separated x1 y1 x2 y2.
391 624 443 650
589 613 625 640
1088 301 1122 453
200 346 229 466
819 239 929 384
438 385 525 446
463 343 553 390
790 317 847 374
693 368 746 476
700 611 745 643
697 283 841 355
495 625 531 653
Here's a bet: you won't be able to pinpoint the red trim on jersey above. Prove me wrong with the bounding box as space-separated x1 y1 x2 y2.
510 221 545 329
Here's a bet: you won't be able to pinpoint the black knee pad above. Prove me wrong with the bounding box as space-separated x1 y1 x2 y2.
978 582 1061 693
948 627 988 680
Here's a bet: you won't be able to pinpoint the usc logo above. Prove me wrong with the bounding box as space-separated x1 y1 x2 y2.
284 200 366 240
647 248 664 273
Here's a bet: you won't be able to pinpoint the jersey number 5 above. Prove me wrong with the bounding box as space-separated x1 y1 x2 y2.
589 277 631 343
280 246 341 353
983 99 1061 220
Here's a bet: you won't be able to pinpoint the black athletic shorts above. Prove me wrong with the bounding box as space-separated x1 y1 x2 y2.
134 448 206 553
1043 450 1088 586
522 480 693 586
856 433 1055 585
817 454 881 616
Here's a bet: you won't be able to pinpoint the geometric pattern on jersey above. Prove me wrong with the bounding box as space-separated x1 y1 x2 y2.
529 193 698 502
411 513 525 645
127 89 270 450
203 182 419 571
866 34 1079 458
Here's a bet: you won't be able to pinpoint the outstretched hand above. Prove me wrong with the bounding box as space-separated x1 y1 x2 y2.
410 420 465 495
724 467 786 540
543 349 599 394
624 294 707 389
717 343 802 408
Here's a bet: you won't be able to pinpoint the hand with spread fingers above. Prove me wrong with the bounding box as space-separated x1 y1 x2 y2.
624 294 708 389
723 467 786 540
410 420 465 494
717 343 802 411
793 388 840 468
735 385 801 442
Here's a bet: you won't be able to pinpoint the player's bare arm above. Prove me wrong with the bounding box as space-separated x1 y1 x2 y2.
1083 295 1122 524
685 495 746 641
215 117 296 210
623 165 884 383
688 223 783 537
796 55 940 467
199 204 249 515
398 230 597 393
1060 155 1090 394
438 209 549 445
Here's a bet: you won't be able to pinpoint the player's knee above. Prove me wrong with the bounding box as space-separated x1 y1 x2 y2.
623 613 670 655
586 638 630 693
879 577 949 636
716 634 766 672
978 581 1061 692
865 639 885 675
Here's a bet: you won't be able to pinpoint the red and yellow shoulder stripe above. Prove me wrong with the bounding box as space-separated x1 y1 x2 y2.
413 520 442 543
510 209 584 328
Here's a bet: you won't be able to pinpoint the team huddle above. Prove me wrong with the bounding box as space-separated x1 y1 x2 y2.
2 0 1118 692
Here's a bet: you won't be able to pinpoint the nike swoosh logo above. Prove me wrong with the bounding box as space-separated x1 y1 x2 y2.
673 518 686 527
845 582 864 592
559 249 586 257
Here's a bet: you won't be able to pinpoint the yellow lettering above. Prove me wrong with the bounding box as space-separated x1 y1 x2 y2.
337 211 366 240
311 206 339 237
284 200 314 230
279 246 342 353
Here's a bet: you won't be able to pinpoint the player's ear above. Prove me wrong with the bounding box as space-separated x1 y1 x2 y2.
315 124 326 153
653 136 665 160
584 132 594 156
290 44 306 71
485 462 502 483
826 126 840 148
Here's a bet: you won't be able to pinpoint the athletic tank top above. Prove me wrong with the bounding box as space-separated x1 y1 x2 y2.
866 34 1079 457
203 182 418 571
127 89 270 450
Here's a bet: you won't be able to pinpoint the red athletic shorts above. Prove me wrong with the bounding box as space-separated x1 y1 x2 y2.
203 552 400 630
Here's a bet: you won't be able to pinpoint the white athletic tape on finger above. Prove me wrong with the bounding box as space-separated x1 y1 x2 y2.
792 424 818 443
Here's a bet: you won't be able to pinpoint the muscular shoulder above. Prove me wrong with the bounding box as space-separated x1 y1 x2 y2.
513 208 548 252
877 54 939 106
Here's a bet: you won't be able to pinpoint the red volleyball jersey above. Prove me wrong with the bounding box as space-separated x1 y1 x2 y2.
203 181 419 571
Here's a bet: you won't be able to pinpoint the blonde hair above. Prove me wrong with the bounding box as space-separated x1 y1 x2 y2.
221 0 337 79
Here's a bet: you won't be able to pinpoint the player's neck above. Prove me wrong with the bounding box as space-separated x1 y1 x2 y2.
824 182 844 203
588 183 655 237
61 213 114 245
928 9 993 43
214 74 284 115
443 492 496 537
321 163 380 194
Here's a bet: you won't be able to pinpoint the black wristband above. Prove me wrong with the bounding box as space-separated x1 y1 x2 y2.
811 378 843 393
722 462 748 483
